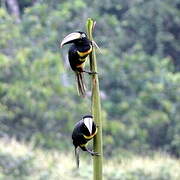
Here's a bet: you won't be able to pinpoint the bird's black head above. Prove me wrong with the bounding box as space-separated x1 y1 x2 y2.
60 31 89 47
83 115 93 119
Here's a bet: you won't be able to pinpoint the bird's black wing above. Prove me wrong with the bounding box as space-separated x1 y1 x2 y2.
68 45 82 71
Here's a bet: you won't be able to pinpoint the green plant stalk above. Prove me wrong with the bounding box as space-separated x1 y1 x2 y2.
86 18 103 180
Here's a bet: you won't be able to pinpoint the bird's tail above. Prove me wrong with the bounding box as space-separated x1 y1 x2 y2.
75 147 80 168
75 72 86 97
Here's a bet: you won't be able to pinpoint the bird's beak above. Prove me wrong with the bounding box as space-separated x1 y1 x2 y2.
84 117 93 134
60 32 81 47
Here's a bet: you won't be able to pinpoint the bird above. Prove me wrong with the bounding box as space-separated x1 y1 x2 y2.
72 115 99 168
60 31 95 97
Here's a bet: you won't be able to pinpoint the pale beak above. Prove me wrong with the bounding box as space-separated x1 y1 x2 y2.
60 32 81 47
84 117 93 134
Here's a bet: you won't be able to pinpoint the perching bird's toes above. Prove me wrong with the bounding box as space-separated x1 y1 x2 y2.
91 151 100 156
89 71 98 75
83 70 98 75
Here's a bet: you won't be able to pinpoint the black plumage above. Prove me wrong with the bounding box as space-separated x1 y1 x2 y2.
61 32 93 97
72 115 99 168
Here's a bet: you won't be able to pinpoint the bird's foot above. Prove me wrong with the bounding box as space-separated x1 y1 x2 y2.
91 151 100 156
87 149 100 156
88 71 98 75
83 70 98 75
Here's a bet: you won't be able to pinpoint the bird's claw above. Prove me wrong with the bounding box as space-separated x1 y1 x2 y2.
91 151 100 156
88 71 98 75
82 70 98 75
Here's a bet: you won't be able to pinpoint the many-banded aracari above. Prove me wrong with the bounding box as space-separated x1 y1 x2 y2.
60 31 94 97
72 115 99 168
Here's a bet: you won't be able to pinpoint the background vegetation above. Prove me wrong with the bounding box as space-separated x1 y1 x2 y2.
0 139 180 180
0 0 180 179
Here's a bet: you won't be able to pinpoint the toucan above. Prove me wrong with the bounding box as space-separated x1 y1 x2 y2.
72 115 99 168
60 31 95 97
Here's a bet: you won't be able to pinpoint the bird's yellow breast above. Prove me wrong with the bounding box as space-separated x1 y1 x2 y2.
83 128 98 140
77 46 92 57
80 143 88 147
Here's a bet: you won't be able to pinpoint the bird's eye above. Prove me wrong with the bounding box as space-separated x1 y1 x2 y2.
81 33 86 38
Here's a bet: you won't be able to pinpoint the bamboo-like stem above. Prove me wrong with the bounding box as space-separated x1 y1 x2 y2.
86 18 103 180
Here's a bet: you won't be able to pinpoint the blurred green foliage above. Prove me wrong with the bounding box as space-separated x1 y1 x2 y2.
0 139 180 180
0 0 180 157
